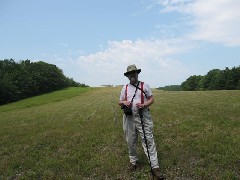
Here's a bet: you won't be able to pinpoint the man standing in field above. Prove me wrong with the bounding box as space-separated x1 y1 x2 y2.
118 64 164 180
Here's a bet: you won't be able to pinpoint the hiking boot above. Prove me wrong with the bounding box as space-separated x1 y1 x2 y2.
128 161 139 171
152 168 165 180
128 163 137 171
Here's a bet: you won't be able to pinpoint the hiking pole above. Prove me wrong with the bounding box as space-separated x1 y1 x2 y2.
139 108 154 180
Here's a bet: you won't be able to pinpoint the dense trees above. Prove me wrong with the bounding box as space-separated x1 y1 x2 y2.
157 85 182 91
181 75 203 91
0 59 88 105
158 66 240 91
181 66 240 91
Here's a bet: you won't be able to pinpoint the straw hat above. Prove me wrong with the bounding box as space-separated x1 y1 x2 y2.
124 64 141 76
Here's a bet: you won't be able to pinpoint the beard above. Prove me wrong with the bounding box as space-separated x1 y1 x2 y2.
130 76 137 84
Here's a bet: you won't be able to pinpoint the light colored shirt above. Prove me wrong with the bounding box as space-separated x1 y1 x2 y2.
119 82 152 114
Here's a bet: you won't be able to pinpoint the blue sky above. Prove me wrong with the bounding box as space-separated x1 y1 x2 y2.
1 0 240 87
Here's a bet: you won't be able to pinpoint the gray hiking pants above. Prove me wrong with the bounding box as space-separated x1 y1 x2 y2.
123 109 159 168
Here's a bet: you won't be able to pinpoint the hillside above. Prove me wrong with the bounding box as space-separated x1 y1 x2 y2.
0 88 239 179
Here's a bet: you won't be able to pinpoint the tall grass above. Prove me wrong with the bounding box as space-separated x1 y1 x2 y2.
0 88 239 179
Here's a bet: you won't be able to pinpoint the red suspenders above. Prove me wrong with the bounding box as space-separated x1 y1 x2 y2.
141 81 144 104
125 84 128 101
125 82 144 103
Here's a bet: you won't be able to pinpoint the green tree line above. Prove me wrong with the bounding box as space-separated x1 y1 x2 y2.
0 59 88 105
181 66 240 91
157 85 182 91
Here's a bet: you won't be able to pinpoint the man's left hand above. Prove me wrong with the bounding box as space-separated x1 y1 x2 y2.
136 103 145 109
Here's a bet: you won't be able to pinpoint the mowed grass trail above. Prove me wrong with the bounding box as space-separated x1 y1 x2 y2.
0 88 239 179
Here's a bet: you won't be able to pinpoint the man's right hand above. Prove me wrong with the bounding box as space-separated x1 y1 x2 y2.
123 101 131 107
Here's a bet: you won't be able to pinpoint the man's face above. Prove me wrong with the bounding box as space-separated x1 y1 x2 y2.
127 71 138 84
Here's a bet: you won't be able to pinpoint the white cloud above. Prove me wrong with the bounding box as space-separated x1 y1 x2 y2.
153 0 240 46
186 0 240 46
76 39 192 87
155 0 193 13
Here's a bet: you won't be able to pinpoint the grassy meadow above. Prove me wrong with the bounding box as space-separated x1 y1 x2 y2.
0 87 239 179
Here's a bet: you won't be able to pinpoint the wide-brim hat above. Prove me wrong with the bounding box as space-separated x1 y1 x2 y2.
124 64 141 76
